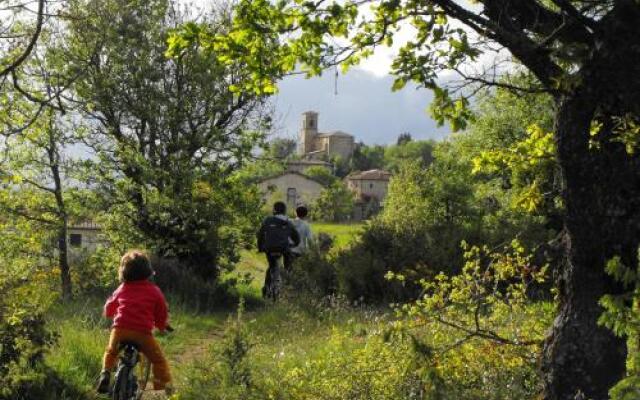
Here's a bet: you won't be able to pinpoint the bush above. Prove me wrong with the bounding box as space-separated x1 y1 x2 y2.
0 267 58 399
151 256 253 311
332 219 467 303
71 246 120 296
285 245 337 299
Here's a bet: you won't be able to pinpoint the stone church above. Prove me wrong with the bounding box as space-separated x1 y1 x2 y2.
298 111 355 160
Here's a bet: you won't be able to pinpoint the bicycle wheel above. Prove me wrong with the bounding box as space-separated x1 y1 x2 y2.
135 354 151 400
112 365 130 400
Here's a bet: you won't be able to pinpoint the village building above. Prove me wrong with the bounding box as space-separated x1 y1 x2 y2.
67 221 106 263
298 111 355 161
257 171 325 210
346 169 393 220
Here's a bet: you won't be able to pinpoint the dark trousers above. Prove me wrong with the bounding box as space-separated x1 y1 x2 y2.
263 252 293 296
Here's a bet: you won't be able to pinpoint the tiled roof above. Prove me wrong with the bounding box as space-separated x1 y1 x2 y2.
69 221 102 230
317 130 353 138
347 169 392 181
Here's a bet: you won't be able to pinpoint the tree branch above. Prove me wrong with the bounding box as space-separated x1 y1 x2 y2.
0 0 45 78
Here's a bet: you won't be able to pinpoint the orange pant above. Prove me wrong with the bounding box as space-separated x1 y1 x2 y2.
103 328 172 390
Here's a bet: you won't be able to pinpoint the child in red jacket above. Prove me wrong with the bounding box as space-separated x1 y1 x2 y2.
97 250 173 395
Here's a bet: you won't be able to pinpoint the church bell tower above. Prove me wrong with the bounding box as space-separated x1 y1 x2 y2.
299 111 318 156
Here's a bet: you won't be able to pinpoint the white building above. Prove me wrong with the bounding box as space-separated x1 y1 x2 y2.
257 171 326 210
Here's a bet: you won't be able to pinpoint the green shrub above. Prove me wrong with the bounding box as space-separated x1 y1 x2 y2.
333 220 450 303
151 256 256 311
71 246 120 296
0 265 58 399
178 302 259 400
285 243 337 299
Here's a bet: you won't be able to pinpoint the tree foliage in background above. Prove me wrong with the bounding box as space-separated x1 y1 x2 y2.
312 182 354 222
383 140 435 172
265 137 297 160
304 166 337 187
334 81 558 302
0 111 83 300
350 142 385 172
62 0 269 280
396 132 412 146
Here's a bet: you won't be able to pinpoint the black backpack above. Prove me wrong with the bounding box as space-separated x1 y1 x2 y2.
260 217 293 253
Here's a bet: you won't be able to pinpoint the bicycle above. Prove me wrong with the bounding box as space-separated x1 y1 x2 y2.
263 251 293 301
110 326 173 400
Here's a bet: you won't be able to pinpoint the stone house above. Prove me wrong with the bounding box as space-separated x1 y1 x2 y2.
67 221 106 263
257 171 326 210
298 111 355 161
346 169 393 220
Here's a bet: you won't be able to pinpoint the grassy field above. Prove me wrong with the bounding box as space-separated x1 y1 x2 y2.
312 222 364 249
45 222 367 399
46 294 386 399
42 220 546 399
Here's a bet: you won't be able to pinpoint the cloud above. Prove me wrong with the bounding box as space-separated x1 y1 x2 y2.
271 68 450 145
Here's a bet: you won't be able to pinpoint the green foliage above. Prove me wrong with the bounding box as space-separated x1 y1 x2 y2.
169 0 484 130
473 124 557 213
63 0 268 280
303 166 337 187
599 256 640 399
285 242 337 299
234 159 286 185
265 138 298 160
350 143 385 172
332 154 481 302
334 78 558 302
0 253 57 399
151 256 252 311
383 140 435 172
389 241 552 399
311 182 354 222
178 302 256 400
396 132 412 146
349 140 434 174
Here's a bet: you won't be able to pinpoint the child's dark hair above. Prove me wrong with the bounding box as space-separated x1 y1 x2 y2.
119 250 154 282
296 206 308 219
273 201 287 215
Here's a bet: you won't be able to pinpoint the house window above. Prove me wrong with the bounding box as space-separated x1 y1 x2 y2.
69 233 82 247
369 183 374 189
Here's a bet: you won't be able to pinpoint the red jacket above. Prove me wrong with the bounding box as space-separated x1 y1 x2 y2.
104 280 168 333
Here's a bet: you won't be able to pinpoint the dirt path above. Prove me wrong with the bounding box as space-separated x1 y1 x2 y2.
138 325 226 399
172 330 224 366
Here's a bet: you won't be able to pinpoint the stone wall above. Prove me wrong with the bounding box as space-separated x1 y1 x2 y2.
348 178 389 202
258 173 325 209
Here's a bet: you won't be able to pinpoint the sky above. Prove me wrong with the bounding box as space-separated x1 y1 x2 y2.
270 70 451 146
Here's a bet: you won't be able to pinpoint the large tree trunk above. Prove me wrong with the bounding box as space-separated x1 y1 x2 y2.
542 88 640 398
541 5 640 397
